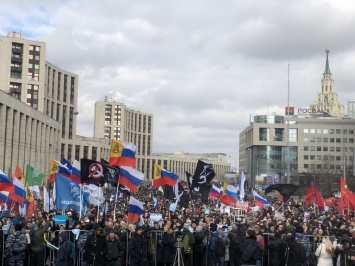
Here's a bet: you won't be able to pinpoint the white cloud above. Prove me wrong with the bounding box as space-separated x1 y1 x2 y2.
2 0 355 168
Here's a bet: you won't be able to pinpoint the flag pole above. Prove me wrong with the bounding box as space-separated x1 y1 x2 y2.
97 185 101 223
79 184 82 220
113 184 119 222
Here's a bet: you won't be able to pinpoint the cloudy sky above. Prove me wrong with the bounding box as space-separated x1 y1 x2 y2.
2 0 355 168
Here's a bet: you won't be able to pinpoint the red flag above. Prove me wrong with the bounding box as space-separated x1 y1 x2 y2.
314 187 324 211
340 176 350 208
305 186 315 207
277 193 284 203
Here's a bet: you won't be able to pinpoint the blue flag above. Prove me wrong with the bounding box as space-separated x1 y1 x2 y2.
55 174 81 211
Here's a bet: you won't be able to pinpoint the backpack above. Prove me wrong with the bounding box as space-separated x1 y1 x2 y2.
288 240 307 264
241 240 263 262
216 236 227 258
66 241 76 261
183 234 192 254
77 230 93 252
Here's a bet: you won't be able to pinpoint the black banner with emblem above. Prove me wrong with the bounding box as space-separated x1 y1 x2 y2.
80 159 106 185
101 158 120 184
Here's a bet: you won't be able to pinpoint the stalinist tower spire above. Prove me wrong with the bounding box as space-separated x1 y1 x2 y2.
309 50 345 118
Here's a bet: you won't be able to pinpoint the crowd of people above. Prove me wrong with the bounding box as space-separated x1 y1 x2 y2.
1 183 355 266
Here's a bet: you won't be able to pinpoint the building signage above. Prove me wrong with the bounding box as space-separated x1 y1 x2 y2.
297 107 330 116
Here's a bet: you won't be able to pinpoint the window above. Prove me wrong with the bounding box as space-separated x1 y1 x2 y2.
343 129 348 134
304 129 309 133
323 129 329 134
343 138 347 143
323 147 328 151
310 155 315 160
317 164 322 169
350 139 354 143
336 147 341 152
259 128 270 141
323 138 328 143
10 71 21 79
324 155 329 160
336 138 341 143
336 156 341 161
317 155 322 160
317 137 322 142
310 137 315 142
304 146 309 151
317 146 322 151
330 138 334 143
310 129 315 133
304 155 309 160
310 146 315 151
317 129 322 134
330 147 335 152
289 128 298 142
349 129 354 135
304 164 309 169
273 128 284 141
304 138 309 142
336 129 341 134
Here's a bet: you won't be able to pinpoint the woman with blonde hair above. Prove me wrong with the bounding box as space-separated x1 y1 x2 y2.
315 235 335 266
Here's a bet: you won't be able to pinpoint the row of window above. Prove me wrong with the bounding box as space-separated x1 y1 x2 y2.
303 137 354 143
303 146 354 152
304 128 354 134
304 164 343 170
304 155 353 161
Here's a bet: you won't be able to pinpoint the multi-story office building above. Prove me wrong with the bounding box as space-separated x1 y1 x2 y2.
0 32 109 176
94 97 153 157
239 51 355 189
94 98 231 180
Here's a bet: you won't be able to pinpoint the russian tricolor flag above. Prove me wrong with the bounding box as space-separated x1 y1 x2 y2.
253 190 270 209
109 140 136 168
209 184 222 199
71 160 81 184
153 164 179 188
118 166 144 193
128 196 144 222
0 170 14 193
222 183 238 204
11 178 26 205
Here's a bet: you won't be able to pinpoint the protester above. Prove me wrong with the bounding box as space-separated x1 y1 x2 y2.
55 231 74 266
105 231 125 266
83 227 106 266
29 217 50 266
315 235 334 266
5 223 28 266
128 226 144 266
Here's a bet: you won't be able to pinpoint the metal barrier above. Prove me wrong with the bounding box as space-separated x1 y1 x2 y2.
0 227 346 266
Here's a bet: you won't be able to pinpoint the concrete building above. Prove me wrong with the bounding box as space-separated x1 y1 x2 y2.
239 51 355 189
94 97 153 157
0 89 59 177
348 100 355 119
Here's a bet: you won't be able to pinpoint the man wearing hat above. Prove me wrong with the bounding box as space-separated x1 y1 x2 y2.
334 234 352 266
5 223 28 266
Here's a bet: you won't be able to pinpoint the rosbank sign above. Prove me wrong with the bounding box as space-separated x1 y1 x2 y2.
297 107 330 116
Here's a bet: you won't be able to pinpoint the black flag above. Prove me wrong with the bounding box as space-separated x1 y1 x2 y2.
164 185 175 201
265 184 299 202
101 159 120 184
187 171 200 200
81 159 105 185
178 182 189 209
190 160 215 191
118 184 131 196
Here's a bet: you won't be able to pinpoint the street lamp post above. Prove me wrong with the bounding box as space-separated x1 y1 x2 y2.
228 155 237 172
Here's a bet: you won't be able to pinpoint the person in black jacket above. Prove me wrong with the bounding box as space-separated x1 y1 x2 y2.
105 231 125 266
84 227 106 266
193 226 206 266
239 228 258 266
128 226 143 266
266 231 286 266
158 225 174 266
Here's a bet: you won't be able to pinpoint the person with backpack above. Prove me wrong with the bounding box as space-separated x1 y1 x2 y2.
55 231 75 266
208 223 222 266
266 231 286 266
217 226 229 266
77 223 94 266
84 227 106 266
5 223 28 266
181 223 195 266
285 231 307 266
294 225 312 264
239 228 262 266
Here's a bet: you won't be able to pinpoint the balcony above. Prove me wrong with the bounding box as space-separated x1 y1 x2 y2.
11 66 22 72
10 87 21 93
12 47 23 53
11 56 23 63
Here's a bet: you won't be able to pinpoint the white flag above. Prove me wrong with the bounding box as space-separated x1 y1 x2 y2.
43 187 50 212
239 172 246 201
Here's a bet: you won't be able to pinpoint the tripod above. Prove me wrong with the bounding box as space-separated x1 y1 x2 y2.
174 240 184 266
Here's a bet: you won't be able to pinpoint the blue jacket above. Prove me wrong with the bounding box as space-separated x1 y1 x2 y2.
208 231 219 262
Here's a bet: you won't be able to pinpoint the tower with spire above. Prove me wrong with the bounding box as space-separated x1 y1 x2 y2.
310 50 345 118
